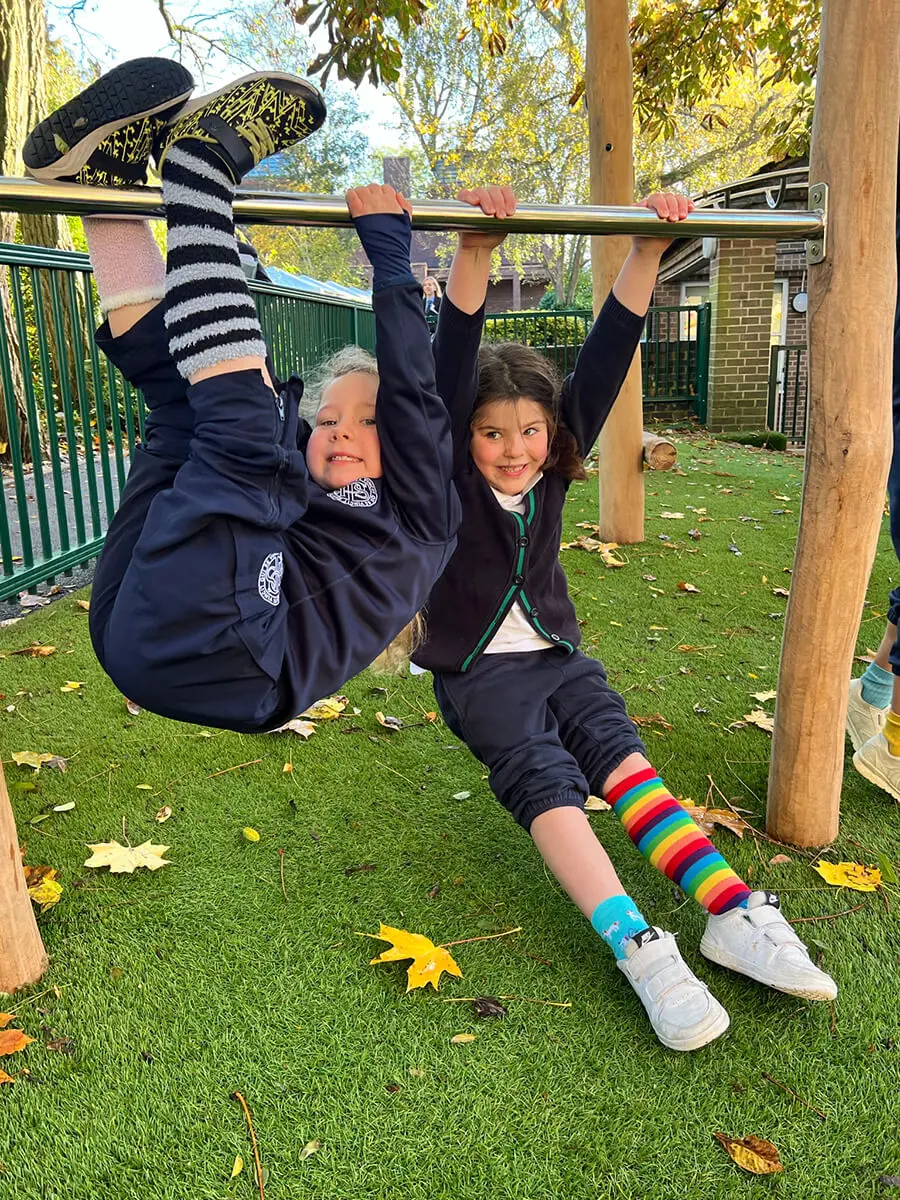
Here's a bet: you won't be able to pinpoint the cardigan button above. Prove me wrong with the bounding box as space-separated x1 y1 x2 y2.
518 536 528 547
551 634 560 641
514 574 524 585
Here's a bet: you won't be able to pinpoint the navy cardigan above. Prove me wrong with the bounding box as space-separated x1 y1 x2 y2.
412 290 646 675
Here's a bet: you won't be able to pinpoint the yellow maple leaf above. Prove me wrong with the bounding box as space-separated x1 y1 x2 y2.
299 695 347 721
83 840 171 874
11 751 55 771
366 923 463 992
714 1133 783 1175
813 860 881 892
28 871 63 913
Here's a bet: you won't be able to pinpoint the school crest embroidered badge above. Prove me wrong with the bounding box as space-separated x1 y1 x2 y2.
327 478 379 508
257 551 283 606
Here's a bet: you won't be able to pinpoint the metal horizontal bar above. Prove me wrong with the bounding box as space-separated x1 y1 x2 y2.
0 177 825 239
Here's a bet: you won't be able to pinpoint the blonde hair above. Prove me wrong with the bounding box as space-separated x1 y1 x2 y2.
302 344 379 420
423 276 442 297
369 613 426 677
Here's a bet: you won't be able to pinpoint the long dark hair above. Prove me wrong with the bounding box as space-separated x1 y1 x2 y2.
472 343 586 481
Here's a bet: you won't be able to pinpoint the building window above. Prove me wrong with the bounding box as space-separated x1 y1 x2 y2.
771 279 789 345
679 282 709 339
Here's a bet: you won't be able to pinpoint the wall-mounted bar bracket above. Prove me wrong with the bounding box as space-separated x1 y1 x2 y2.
807 183 829 265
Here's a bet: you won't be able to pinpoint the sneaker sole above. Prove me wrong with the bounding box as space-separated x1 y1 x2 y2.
852 747 900 802
699 938 838 1002
24 58 194 180
172 70 326 132
656 1005 730 1052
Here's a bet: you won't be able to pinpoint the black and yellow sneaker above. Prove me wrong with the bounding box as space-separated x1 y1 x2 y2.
154 72 327 184
23 58 195 187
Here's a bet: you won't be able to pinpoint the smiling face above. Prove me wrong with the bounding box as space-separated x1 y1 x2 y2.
470 397 550 495
305 371 382 491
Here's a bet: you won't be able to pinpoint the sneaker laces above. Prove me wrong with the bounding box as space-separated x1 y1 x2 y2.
239 119 276 164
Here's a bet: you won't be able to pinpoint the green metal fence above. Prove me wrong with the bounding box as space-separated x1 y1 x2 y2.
1 242 711 602
767 343 808 445
460 304 711 419
0 241 374 601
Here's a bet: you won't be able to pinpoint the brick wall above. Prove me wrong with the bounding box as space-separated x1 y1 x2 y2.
707 238 777 432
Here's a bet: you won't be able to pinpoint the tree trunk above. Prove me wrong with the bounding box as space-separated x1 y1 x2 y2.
0 0 72 465
0 761 48 993
767 0 900 845
585 0 644 543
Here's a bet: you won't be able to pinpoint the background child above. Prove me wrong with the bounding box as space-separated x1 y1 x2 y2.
414 187 837 1051
25 58 461 734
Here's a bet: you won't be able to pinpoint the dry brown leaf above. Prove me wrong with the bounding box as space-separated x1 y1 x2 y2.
659 511 685 519
375 711 405 731
772 587 790 598
0 1014 14 1029
124 698 141 716
678 581 700 593
630 713 673 731
155 806 173 824
272 717 316 738
680 802 749 839
744 709 775 734
10 644 56 658
769 854 793 865
0 1069 14 1084
677 644 716 654
714 1133 783 1175
75 599 91 612
0 1029 34 1056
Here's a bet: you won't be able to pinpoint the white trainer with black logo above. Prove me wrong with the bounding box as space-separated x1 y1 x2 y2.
700 892 837 1001
846 677 887 752
617 927 730 1052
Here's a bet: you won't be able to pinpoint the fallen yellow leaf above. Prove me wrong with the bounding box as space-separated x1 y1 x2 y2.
714 1133 783 1175
751 690 777 703
283 762 294 773
11 751 55 771
28 874 63 913
75 599 91 611
450 1033 476 1045
60 681 84 692
366 923 463 992
743 709 775 734
299 1139 321 1161
585 795 611 812
84 840 170 873
0 1029 34 1056
0 1014 14 1029
300 695 347 721
155 806 172 823
272 717 315 738
229 1155 244 1179
9 644 55 658
242 827 261 842
0 1069 14 1084
813 860 881 893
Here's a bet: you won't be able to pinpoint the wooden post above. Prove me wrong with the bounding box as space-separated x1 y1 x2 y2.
0 760 47 993
585 0 644 543
767 0 900 845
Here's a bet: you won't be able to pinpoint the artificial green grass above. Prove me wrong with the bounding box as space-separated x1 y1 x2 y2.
1 436 899 1200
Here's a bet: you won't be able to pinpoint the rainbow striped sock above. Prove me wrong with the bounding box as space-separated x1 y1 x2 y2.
607 766 751 915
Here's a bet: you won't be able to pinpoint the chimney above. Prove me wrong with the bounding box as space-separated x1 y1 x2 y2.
382 155 412 196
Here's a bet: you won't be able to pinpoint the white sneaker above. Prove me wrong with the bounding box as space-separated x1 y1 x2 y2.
618 927 730 1051
846 677 887 752
700 892 837 1001
853 730 900 802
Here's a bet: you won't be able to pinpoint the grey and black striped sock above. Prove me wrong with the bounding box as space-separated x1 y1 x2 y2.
161 140 267 380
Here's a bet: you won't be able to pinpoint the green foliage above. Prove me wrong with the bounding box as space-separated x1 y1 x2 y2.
539 273 595 311
724 430 788 451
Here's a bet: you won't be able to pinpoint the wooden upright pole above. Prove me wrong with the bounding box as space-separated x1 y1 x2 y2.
767 0 900 845
0 761 47 993
585 0 644 544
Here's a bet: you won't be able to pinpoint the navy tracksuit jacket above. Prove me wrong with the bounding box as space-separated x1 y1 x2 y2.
89 268 459 734
413 292 650 829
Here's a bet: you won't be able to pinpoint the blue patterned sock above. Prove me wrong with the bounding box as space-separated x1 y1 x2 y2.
860 661 893 708
590 893 651 961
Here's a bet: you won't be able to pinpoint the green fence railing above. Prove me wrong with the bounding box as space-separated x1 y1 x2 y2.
439 303 711 419
0 241 374 601
767 343 808 445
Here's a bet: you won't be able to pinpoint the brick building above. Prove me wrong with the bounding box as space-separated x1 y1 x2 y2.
653 158 810 436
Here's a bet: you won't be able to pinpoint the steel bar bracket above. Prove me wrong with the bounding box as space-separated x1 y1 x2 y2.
807 182 829 265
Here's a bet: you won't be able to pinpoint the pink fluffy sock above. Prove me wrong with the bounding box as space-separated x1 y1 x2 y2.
83 218 166 316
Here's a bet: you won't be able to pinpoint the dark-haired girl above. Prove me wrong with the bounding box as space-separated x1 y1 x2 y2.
414 189 836 1051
